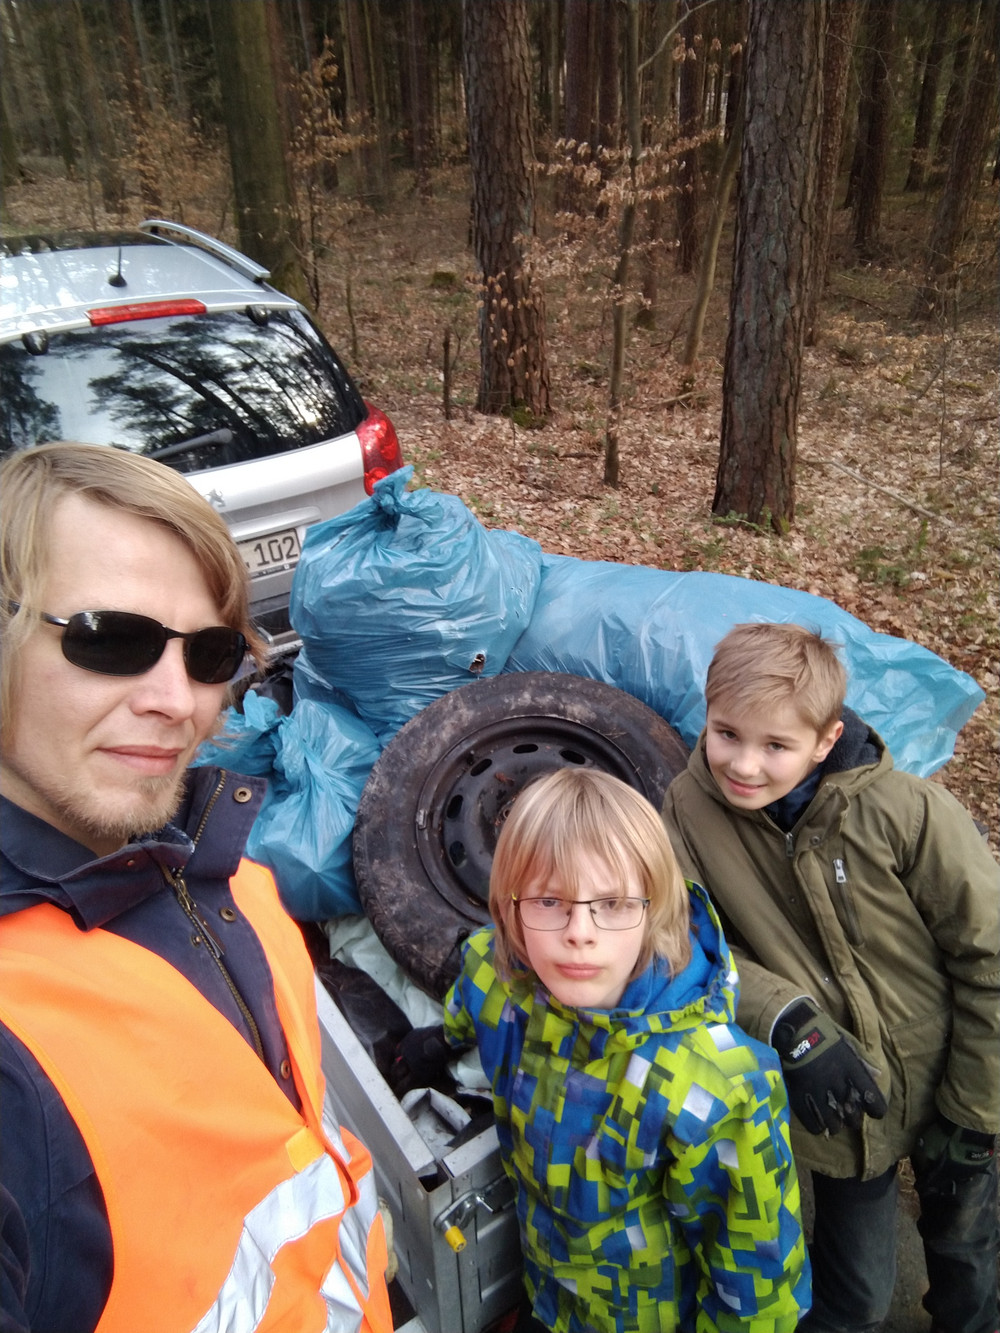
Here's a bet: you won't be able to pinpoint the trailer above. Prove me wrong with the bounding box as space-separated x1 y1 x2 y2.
316 977 523 1333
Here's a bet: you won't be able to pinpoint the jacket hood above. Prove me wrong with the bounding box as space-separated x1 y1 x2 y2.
506 883 739 1052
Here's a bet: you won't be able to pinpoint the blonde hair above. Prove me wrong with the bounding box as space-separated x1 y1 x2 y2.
705 622 846 733
489 767 692 983
0 443 266 734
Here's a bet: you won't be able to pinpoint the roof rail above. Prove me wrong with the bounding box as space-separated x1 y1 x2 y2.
138 220 270 283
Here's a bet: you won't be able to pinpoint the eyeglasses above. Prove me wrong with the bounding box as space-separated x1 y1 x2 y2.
513 896 650 931
12 605 247 685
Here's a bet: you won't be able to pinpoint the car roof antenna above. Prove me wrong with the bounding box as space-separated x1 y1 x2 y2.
108 246 127 288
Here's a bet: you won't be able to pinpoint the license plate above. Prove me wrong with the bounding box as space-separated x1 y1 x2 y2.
238 528 302 577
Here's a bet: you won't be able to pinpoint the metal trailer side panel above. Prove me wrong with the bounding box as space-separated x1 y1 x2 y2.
315 979 523 1333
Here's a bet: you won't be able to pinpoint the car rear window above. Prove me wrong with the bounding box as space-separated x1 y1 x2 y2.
0 307 365 471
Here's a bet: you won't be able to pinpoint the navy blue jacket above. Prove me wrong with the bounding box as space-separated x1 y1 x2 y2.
0 768 298 1333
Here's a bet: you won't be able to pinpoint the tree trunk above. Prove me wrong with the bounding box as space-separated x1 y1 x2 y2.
463 0 550 419
852 0 896 261
207 0 311 308
115 0 161 211
912 0 999 320
560 0 599 213
406 0 433 200
637 0 677 327
342 0 384 208
675 0 703 273
904 2 952 192
605 0 640 488
933 16 974 172
714 0 825 532
805 0 862 345
73 0 127 214
595 0 621 208
681 82 744 367
0 79 22 199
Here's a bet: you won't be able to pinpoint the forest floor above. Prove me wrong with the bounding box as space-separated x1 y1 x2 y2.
5 163 998 849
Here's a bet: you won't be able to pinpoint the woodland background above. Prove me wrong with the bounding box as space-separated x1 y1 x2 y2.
1 0 997 847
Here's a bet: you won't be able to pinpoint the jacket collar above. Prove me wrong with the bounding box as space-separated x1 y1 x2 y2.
0 767 265 929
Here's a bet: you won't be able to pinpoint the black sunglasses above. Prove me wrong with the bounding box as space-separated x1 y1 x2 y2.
12 606 247 685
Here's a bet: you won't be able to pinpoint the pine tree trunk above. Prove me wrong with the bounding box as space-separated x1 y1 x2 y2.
463 0 550 418
208 0 311 308
714 0 825 532
852 0 896 261
805 0 861 345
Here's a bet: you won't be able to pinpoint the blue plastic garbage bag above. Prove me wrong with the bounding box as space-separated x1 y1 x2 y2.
247 698 382 919
195 692 381 919
193 690 284 775
289 467 544 742
505 554 984 778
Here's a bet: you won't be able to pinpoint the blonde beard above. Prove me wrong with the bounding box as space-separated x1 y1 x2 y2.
34 770 189 854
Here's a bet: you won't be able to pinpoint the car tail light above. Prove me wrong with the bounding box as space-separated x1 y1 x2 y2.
358 402 404 494
88 299 207 325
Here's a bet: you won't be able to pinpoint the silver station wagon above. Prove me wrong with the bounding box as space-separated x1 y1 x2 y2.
0 220 404 650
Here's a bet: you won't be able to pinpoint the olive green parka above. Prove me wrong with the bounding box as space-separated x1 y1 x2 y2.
662 716 1000 1180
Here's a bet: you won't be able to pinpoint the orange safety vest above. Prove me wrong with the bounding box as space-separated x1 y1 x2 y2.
0 859 392 1333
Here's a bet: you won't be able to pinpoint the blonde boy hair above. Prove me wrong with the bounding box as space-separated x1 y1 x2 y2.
705 622 846 733
489 767 692 983
0 443 266 738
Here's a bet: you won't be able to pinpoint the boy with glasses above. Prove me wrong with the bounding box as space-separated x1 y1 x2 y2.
663 622 999 1333
432 767 810 1332
0 443 392 1333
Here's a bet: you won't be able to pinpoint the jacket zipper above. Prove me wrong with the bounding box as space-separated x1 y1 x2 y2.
165 773 265 1062
831 856 864 946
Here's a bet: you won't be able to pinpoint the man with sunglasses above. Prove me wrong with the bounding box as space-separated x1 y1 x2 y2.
0 443 393 1333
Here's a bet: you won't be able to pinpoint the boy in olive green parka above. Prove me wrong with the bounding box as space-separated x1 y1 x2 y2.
662 622 999 1333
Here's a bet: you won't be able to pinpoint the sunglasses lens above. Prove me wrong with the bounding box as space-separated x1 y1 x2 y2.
62 611 165 676
58 613 245 683
185 628 247 684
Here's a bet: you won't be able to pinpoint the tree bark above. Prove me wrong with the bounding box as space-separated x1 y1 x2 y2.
934 15 974 172
912 0 999 320
681 82 744 367
342 0 385 209
207 0 311 308
637 0 677 327
904 2 952 192
852 0 896 261
605 0 641 488
675 0 703 273
463 0 550 418
406 0 433 200
115 0 161 211
714 0 826 532
595 0 621 208
560 0 599 214
805 0 861 345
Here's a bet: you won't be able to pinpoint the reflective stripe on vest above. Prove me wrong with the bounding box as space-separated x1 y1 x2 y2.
0 859 391 1333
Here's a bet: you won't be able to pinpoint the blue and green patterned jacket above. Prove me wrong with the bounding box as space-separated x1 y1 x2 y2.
444 884 811 1333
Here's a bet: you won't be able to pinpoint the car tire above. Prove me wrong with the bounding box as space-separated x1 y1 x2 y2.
353 671 690 998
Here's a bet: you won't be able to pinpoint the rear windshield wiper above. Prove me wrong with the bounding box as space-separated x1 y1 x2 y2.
148 428 233 461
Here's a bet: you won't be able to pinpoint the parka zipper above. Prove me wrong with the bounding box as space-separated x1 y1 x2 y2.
164 772 265 1063
831 856 864 946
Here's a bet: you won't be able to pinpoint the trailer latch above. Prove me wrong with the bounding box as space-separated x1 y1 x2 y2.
435 1177 510 1253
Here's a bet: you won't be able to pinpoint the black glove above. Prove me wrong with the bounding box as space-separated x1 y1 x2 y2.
772 999 888 1136
389 1024 457 1098
912 1113 997 1194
